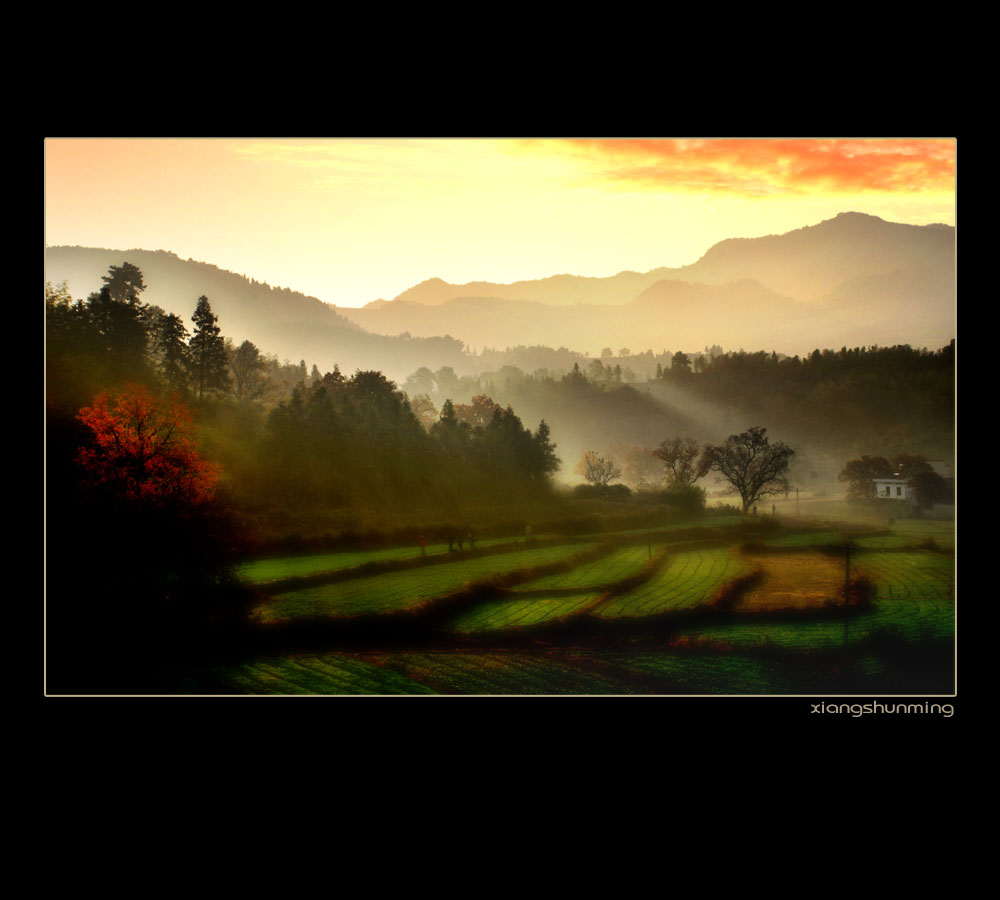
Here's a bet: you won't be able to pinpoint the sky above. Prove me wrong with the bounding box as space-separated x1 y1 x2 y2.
44 137 957 308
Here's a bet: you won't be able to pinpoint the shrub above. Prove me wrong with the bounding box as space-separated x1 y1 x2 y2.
572 483 633 501
661 483 706 516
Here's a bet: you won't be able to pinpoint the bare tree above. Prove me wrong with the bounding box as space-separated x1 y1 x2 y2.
576 450 622 487
653 436 710 486
703 426 794 513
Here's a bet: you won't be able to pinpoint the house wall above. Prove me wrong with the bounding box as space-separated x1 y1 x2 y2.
874 479 909 499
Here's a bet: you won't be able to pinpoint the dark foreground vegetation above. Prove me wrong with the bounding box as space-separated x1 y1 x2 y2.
45 264 955 696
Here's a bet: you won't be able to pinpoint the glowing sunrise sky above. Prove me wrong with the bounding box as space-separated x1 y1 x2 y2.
44 137 956 308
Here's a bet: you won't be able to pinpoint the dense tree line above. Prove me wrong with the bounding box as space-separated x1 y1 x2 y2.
407 341 954 465
653 343 955 458
47 264 564 537
241 371 560 519
46 272 307 415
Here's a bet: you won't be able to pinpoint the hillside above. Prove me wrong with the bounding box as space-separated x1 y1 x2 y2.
44 246 467 380
670 212 955 302
46 211 956 371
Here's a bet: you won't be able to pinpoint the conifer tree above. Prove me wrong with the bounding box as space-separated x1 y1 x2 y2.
152 312 190 392
87 264 150 377
188 296 230 399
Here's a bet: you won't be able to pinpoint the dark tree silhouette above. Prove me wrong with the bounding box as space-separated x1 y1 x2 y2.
188 296 230 399
229 339 270 402
152 311 190 391
101 261 147 304
532 419 560 481
671 351 692 375
653 436 710 486
703 426 794 513
839 455 895 501
909 470 951 508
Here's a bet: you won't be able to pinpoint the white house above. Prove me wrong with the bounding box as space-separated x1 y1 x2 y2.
873 477 910 500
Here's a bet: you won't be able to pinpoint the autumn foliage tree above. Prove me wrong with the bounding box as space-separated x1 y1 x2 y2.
75 383 220 509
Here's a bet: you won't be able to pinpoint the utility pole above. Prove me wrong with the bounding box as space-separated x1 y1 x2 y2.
842 542 854 681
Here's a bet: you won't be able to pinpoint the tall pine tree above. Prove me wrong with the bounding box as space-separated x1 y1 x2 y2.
188 296 230 399
152 312 190 392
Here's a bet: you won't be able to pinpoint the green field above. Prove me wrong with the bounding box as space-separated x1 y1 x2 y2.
199 517 955 695
511 543 656 592
253 542 599 621
449 591 605 633
596 546 753 617
234 536 518 585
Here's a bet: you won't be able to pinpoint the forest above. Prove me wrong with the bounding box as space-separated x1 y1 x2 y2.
44 262 956 695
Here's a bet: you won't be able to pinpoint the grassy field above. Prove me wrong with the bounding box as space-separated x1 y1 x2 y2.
234 536 518 585
253 541 599 621
196 514 955 695
449 591 605 634
595 546 752 617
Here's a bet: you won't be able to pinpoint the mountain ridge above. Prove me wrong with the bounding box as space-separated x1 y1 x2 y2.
44 245 468 381
46 210 955 372
378 212 954 310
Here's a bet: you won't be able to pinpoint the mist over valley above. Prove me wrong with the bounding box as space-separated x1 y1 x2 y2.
45 197 957 697
46 211 956 492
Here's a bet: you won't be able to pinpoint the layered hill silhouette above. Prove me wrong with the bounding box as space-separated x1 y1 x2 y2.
46 212 955 376
339 212 955 354
44 247 467 380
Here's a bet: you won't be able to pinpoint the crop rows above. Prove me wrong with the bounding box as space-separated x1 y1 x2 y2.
449 591 604 633
205 647 841 694
235 518 745 587
595 547 751 617
608 651 803 693
234 536 517 585
359 650 650 694
853 551 955 602
216 655 436 694
254 542 598 621
675 592 955 651
512 544 656 592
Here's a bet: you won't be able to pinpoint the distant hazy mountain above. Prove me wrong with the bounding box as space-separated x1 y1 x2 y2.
666 212 954 300
390 268 675 307
46 212 956 378
340 280 826 355
44 246 467 380
338 212 955 355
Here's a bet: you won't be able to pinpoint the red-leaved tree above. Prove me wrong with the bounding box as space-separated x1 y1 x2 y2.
75 383 220 507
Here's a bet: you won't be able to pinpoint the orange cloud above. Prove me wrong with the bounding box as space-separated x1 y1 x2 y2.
527 138 955 196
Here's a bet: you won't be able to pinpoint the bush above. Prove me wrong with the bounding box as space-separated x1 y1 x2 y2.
661 483 706 516
572 483 632 501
